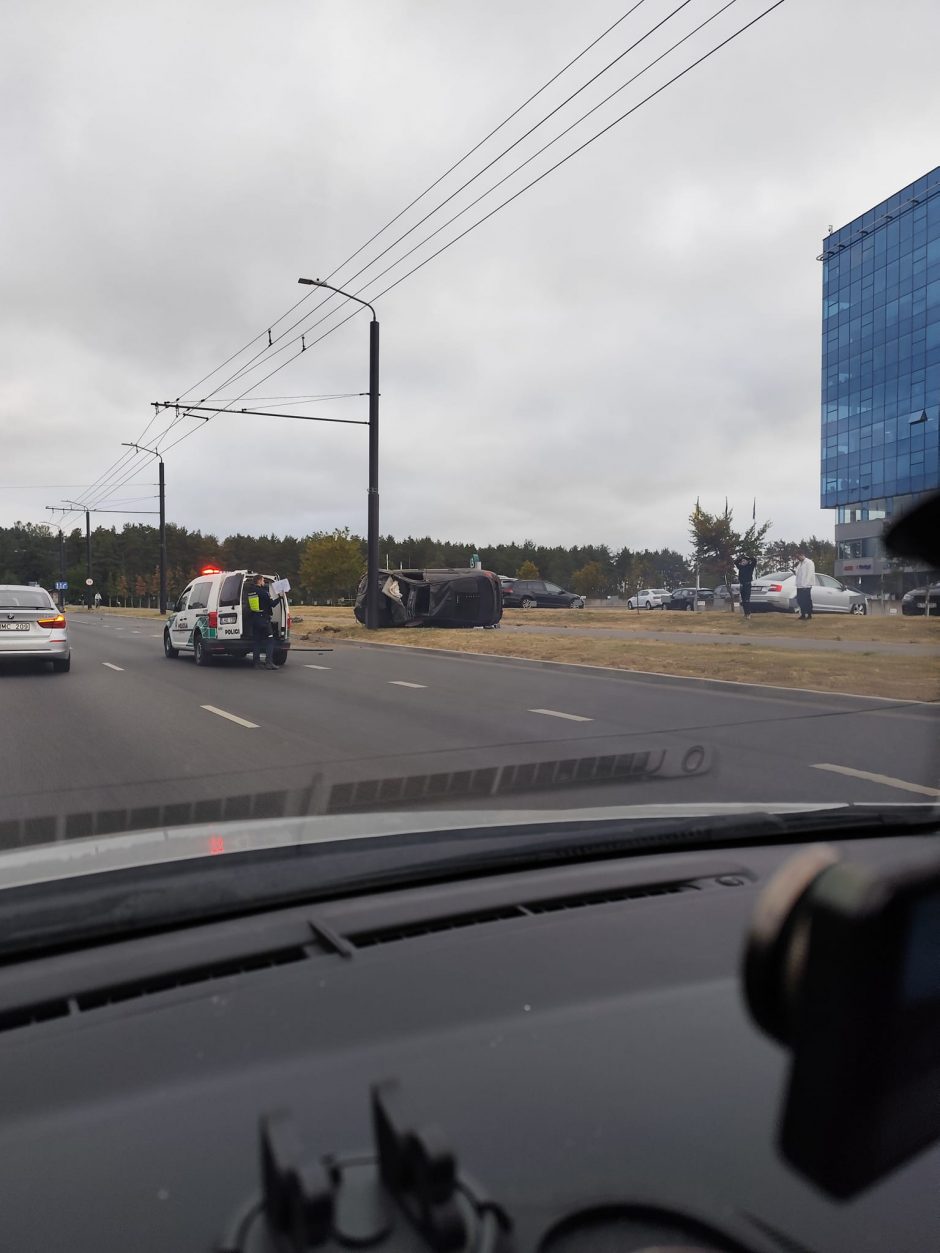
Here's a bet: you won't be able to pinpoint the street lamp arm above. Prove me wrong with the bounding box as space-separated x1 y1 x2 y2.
297 277 376 321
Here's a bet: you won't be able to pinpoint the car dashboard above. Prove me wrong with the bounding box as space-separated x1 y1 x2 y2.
0 833 934 1252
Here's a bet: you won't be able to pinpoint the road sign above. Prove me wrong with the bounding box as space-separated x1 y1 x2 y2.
85 578 94 586
55 581 68 590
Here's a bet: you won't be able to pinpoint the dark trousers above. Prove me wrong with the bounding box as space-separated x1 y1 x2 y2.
251 620 274 664
740 582 752 615
796 587 813 618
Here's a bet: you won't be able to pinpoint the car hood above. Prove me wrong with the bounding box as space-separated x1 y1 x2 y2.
0 801 868 891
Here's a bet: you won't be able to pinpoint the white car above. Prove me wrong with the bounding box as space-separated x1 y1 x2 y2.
0 585 70 672
748 571 868 615
626 587 670 610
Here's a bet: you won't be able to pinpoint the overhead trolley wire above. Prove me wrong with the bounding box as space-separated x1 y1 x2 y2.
86 0 788 496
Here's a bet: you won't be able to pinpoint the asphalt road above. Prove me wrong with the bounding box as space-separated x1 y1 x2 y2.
0 613 937 840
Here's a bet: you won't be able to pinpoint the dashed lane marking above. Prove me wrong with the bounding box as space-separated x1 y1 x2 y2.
101 662 124 672
529 708 593 722
812 762 940 798
389 680 427 689
200 705 259 729
305 664 331 670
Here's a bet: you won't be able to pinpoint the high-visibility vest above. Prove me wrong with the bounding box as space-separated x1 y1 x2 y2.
247 593 260 612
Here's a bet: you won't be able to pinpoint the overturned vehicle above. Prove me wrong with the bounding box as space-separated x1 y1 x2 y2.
354 568 502 628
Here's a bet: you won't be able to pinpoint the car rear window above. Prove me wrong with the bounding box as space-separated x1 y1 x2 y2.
763 571 793 581
219 573 243 606
0 590 55 609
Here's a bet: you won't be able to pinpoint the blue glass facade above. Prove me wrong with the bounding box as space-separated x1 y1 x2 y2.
820 167 940 515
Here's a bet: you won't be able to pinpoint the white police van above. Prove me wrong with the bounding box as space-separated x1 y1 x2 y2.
163 568 291 666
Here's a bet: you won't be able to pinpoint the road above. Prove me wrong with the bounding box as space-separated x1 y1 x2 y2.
1 613 937 842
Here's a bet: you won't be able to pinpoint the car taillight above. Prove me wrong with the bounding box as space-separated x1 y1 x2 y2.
37 614 66 628
287 613 292 628
765 583 783 592
207 611 218 628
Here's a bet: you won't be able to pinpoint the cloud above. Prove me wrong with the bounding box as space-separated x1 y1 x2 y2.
2 0 937 554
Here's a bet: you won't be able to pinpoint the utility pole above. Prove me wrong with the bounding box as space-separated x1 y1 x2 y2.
298 277 381 628
122 443 167 613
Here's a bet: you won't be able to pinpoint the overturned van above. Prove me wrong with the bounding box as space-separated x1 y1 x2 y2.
354 568 502 628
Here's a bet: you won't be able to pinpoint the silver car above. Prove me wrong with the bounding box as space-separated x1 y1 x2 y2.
748 570 867 615
0 586 71 671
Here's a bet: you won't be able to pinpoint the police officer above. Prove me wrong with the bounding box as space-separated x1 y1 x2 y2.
247 574 279 669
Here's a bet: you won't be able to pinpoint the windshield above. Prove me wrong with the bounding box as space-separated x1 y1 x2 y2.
0 0 937 899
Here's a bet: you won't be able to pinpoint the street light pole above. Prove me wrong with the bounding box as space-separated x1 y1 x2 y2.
298 277 381 629
122 443 167 613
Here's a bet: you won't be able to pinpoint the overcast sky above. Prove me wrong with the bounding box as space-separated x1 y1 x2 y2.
3 0 938 557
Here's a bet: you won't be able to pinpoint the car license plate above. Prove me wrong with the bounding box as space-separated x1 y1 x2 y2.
0 623 29 631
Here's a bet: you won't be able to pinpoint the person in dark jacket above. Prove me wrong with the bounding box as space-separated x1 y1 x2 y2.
736 554 757 620
248 575 279 669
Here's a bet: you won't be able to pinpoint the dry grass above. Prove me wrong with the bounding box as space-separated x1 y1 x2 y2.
294 614 939 702
290 603 940 646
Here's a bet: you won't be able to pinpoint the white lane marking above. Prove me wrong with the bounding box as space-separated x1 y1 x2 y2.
389 680 427 688
305 664 331 670
812 763 940 798
529 708 593 722
151 634 162 638
113 627 125 631
201 705 259 729
102 662 124 672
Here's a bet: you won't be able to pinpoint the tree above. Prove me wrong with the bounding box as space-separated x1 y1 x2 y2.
517 559 539 578
299 529 365 601
689 501 772 611
572 561 609 598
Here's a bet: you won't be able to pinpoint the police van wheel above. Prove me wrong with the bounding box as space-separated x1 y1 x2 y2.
273 651 288 667
163 630 178 659
193 633 211 666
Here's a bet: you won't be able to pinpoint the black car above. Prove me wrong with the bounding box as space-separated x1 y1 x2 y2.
500 577 585 609
663 587 715 611
900 582 940 615
355 567 502 627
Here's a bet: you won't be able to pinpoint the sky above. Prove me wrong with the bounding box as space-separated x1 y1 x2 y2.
2 0 938 557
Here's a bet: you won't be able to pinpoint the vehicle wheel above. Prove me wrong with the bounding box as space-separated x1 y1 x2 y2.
273 650 288 666
164 630 179 658
52 656 71 673
521 597 537 609
850 601 867 615
193 633 211 666
645 601 654 610
570 599 583 609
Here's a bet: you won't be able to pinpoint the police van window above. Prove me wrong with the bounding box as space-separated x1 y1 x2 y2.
219 573 243 606
176 587 192 612
188 581 212 610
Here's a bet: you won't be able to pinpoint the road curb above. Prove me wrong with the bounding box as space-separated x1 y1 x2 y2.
333 637 928 705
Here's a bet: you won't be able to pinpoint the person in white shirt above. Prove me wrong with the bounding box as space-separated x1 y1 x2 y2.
792 551 816 620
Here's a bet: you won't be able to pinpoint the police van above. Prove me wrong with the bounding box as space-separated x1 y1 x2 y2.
163 568 291 666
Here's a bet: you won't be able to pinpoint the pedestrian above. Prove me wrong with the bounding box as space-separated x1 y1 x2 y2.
735 553 756 620
792 550 816 620
247 574 279 669
94 591 102 610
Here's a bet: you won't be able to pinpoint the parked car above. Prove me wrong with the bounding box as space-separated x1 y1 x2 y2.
356 568 502 627
713 583 740 603
626 587 670 609
901 583 940 615
748 571 867 615
501 578 585 609
164 568 291 664
0 585 70 672
662 587 715 611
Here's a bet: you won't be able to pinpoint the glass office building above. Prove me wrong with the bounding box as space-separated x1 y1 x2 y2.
819 165 940 590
